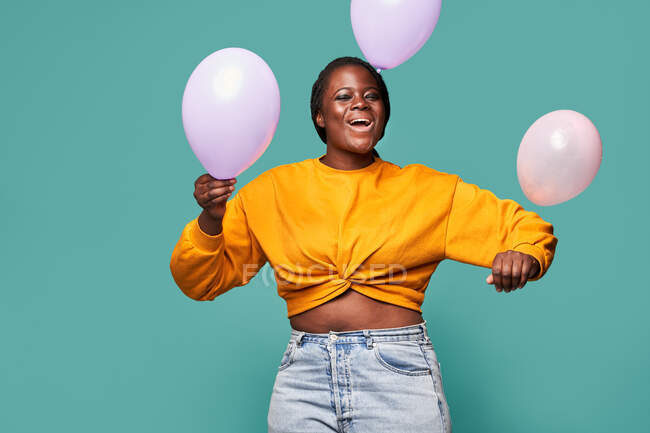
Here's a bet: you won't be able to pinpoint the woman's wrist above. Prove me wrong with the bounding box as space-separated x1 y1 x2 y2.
198 210 223 236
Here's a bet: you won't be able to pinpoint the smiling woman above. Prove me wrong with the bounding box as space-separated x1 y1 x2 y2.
292 57 427 334
310 57 390 169
170 56 557 432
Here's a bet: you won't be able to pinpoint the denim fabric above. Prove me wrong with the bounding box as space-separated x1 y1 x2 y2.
268 320 452 433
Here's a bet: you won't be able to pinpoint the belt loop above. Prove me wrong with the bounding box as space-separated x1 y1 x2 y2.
295 331 306 347
363 330 373 349
419 320 430 341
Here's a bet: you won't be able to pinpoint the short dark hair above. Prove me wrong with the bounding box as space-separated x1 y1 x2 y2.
310 56 390 158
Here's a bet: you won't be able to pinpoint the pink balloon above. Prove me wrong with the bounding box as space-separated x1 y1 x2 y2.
517 110 602 206
351 0 442 70
182 47 280 179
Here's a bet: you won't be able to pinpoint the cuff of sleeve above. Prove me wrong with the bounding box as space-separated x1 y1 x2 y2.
189 218 224 253
511 243 546 281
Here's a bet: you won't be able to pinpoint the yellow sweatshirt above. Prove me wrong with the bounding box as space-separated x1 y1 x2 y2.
170 155 557 318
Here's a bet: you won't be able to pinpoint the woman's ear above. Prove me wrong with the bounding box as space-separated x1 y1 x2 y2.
316 111 325 128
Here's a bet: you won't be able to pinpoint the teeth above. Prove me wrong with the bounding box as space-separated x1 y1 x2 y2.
351 119 370 126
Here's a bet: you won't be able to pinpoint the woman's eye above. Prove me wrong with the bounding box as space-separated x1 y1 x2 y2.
336 95 351 100
366 93 379 100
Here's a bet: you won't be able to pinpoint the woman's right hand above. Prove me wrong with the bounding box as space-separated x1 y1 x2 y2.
193 174 237 220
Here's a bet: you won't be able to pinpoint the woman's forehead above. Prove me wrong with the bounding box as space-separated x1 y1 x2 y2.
326 65 378 91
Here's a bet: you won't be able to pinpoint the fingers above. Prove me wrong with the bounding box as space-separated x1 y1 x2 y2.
492 257 503 293
519 258 531 289
494 256 516 292
491 251 540 293
502 256 513 292
203 185 234 204
528 258 541 279
195 173 215 187
195 174 237 187
205 192 232 207
205 179 237 190
193 176 237 208
511 257 522 290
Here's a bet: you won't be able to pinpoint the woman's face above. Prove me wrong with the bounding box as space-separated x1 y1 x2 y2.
316 65 386 155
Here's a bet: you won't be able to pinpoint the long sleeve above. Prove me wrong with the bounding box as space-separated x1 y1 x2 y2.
444 176 558 281
169 192 268 301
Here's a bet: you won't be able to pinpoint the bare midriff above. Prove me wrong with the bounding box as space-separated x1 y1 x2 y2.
288 288 424 333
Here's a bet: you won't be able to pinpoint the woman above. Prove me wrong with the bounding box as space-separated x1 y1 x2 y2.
170 57 558 433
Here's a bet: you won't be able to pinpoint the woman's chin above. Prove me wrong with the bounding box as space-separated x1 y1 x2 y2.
344 137 376 154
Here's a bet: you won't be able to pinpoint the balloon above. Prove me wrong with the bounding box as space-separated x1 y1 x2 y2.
351 0 442 71
517 110 602 206
182 47 280 179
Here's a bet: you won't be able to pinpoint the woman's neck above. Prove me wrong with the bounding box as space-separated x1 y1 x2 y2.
319 147 375 171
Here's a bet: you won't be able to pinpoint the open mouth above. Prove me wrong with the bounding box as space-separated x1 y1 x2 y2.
348 118 374 132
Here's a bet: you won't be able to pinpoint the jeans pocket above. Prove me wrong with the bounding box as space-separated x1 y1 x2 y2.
278 340 297 371
373 340 431 376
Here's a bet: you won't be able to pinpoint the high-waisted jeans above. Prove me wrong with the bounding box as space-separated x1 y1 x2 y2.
268 320 452 433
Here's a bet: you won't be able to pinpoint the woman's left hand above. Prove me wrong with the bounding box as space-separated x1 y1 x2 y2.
486 251 540 293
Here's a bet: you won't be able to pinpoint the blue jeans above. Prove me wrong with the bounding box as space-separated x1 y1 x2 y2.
268 320 452 433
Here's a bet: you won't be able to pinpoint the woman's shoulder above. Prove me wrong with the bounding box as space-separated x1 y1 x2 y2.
250 158 312 186
264 158 313 176
236 158 312 196
386 160 460 183
242 157 461 189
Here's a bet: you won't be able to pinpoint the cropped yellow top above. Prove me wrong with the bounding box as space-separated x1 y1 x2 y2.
170 155 558 318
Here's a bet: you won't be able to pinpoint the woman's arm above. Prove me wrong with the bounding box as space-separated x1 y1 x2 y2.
170 192 268 301
197 208 223 236
444 176 558 290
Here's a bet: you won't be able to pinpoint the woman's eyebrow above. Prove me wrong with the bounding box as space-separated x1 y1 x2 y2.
334 86 379 93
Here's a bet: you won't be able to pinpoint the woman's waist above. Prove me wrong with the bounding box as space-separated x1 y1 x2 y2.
288 288 423 333
289 317 430 347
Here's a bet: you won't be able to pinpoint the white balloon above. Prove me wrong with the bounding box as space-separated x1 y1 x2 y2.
517 110 602 206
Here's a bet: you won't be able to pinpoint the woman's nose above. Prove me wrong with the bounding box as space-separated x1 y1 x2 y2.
351 96 369 110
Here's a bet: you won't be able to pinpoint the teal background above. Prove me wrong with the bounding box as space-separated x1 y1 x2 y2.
1 1 648 432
